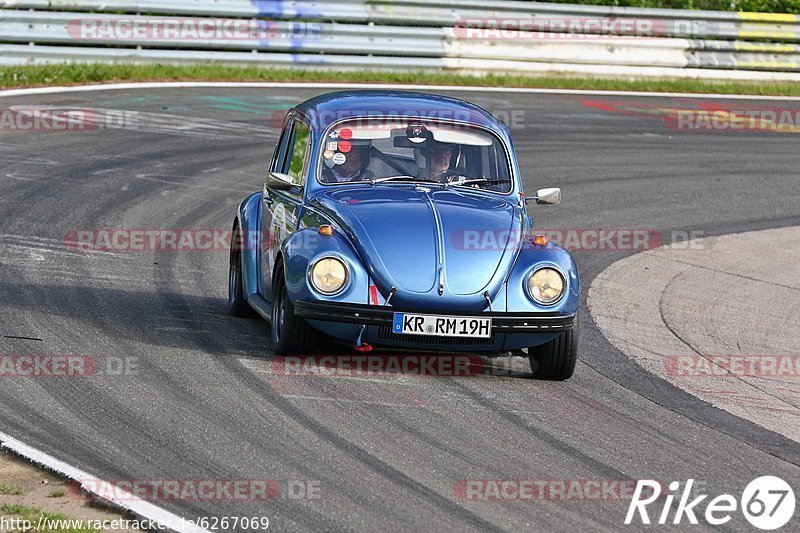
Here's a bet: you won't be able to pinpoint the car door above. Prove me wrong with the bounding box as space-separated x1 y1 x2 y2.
260 114 312 303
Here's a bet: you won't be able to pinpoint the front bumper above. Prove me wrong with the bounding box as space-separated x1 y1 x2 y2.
294 301 575 333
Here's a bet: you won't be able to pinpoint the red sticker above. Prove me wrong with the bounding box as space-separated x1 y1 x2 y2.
338 140 352 153
369 285 379 306
340 128 353 140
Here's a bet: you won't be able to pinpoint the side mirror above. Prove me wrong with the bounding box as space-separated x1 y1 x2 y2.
267 172 294 191
531 187 561 206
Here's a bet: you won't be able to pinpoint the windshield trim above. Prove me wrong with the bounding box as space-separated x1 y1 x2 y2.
315 117 516 196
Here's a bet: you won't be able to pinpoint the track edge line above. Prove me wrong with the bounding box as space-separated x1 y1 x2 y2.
2 81 800 101
0 429 211 533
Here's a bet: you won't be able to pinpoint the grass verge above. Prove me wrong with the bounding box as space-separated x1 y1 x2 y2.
1 64 799 96
0 483 23 496
1 450 145 532
2 503 101 532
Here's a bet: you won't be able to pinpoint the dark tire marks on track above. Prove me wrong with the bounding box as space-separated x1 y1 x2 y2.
0 86 798 532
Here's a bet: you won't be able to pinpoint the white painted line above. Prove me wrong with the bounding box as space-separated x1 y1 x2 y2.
1 81 800 101
0 430 211 533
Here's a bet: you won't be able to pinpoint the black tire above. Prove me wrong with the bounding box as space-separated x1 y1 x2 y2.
271 265 322 355
528 314 579 380
228 227 258 318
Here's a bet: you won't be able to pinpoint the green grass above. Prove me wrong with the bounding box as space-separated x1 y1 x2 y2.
0 483 23 496
1 63 799 96
48 489 66 498
543 0 800 13
1 503 102 533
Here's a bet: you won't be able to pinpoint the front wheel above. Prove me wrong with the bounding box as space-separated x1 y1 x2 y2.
528 315 578 380
229 228 257 318
271 267 322 355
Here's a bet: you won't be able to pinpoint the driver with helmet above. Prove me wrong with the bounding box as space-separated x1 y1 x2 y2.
417 140 457 182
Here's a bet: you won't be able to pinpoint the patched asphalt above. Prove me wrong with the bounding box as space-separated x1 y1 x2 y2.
590 226 800 443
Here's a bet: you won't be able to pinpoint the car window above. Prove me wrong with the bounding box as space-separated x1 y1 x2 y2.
318 120 512 193
270 114 293 173
287 120 311 187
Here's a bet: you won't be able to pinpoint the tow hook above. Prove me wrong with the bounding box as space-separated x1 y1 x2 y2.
354 324 373 353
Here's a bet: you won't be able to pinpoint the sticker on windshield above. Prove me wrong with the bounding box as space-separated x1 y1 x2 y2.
333 153 347 165
329 131 339 139
340 128 353 140
323 150 334 159
407 123 428 144
338 140 352 153
327 141 338 151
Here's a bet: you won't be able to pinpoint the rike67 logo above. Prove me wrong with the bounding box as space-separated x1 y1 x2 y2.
626 477 795 530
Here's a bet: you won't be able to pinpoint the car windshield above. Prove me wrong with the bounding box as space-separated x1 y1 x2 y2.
319 119 513 193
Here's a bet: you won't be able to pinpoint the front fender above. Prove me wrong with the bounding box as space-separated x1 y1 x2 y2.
506 242 580 315
236 192 262 299
281 229 370 306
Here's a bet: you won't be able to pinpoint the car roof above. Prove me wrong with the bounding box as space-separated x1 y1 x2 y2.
293 90 509 133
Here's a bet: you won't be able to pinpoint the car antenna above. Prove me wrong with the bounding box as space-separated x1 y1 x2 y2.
483 291 493 312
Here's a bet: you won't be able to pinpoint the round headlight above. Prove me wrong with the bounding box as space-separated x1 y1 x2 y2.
527 268 565 305
310 257 348 295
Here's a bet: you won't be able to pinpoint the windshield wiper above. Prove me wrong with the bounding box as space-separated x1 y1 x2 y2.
370 175 442 185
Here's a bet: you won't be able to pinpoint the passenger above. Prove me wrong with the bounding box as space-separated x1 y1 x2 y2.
323 140 372 182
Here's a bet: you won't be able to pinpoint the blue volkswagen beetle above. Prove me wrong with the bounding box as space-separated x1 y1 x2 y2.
228 91 579 379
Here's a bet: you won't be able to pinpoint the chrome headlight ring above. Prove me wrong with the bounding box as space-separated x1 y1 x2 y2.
308 255 350 296
526 265 567 306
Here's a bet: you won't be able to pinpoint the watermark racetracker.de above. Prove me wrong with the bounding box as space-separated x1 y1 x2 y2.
69 478 321 502
580 99 800 134
665 355 800 381
0 107 139 131
64 228 707 253
451 229 706 252
268 107 527 131
454 478 654 501
0 355 138 378
272 354 494 378
456 476 795 529
454 17 672 40
68 17 321 41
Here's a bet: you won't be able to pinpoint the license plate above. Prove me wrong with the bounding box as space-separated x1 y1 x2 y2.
392 313 492 338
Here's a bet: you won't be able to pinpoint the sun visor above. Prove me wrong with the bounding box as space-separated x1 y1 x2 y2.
430 128 493 146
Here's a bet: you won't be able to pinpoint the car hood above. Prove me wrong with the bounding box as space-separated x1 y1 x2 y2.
312 185 521 309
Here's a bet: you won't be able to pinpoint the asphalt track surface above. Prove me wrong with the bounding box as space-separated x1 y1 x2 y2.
1 86 799 532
